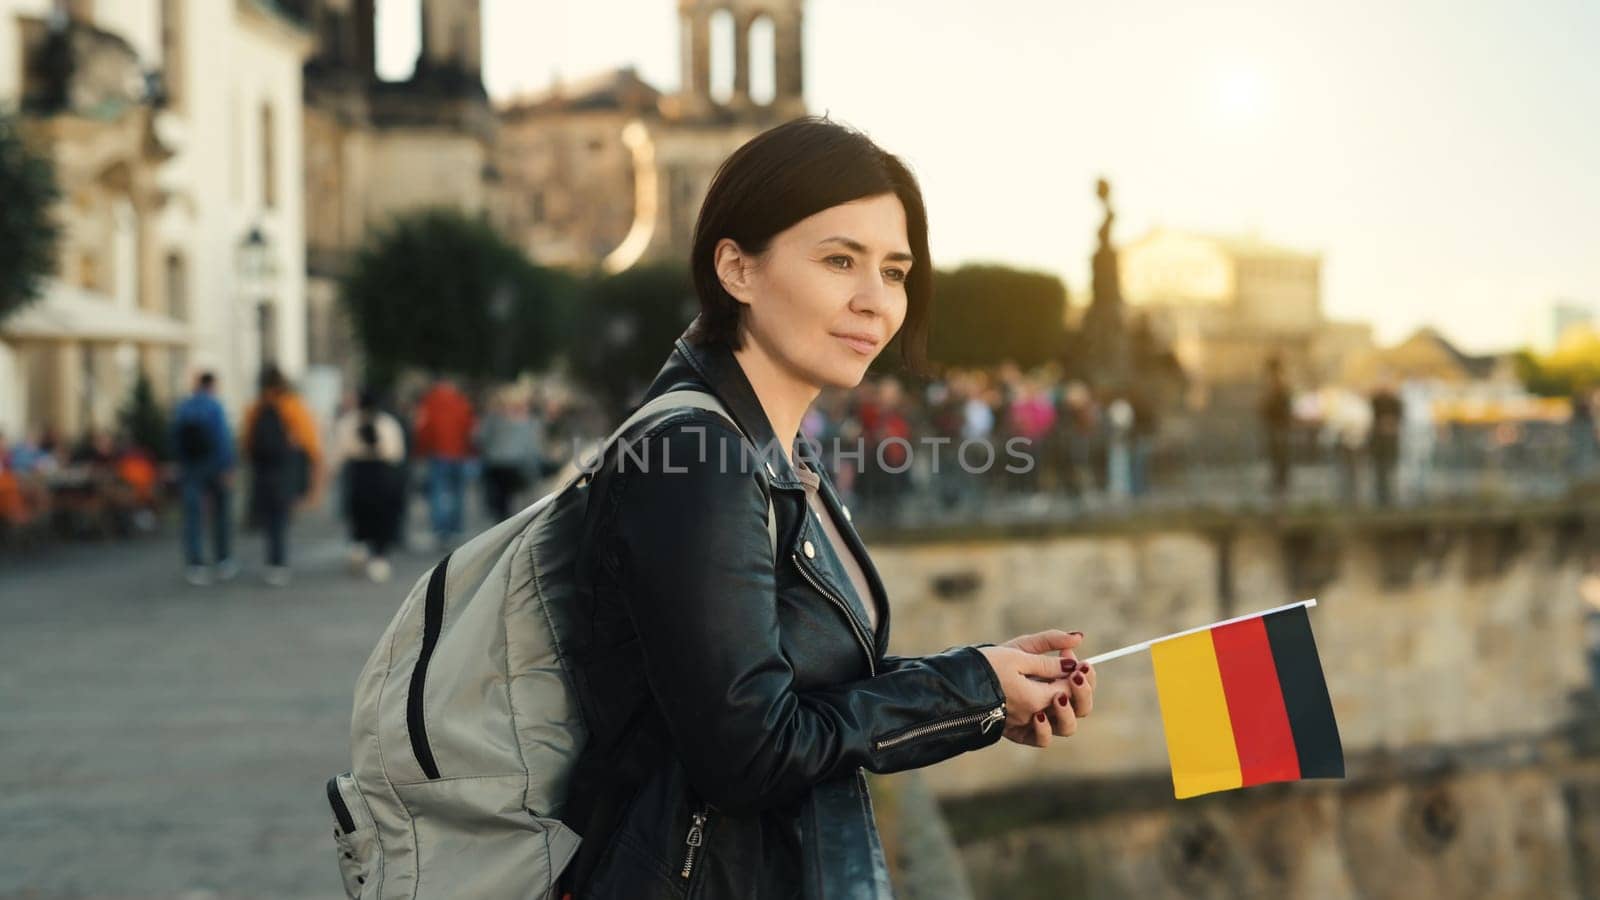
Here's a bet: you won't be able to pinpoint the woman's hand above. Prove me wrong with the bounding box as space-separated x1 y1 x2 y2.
991 630 1097 747
978 643 1079 749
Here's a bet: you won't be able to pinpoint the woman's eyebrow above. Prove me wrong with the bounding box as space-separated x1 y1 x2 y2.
818 235 915 265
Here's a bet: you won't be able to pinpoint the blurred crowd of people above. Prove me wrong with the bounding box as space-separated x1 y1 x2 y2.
0 423 161 544
7 354 1599 578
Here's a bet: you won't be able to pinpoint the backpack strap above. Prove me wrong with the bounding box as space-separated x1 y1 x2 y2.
578 389 778 559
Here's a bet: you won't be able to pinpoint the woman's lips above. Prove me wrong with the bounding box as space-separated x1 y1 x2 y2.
833 333 879 355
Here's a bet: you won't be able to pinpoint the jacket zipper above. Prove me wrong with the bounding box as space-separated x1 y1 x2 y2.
679 805 709 881
792 553 877 677
873 705 1006 752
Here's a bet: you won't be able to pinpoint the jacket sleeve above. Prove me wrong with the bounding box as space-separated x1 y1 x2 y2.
602 416 1007 817
211 400 237 470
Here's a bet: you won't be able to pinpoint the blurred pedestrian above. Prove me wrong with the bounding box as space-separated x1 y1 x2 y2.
413 376 476 547
1322 387 1371 506
1105 394 1134 503
1568 384 1597 478
1259 356 1294 498
475 385 545 523
171 371 237 586
241 365 324 586
333 388 406 582
1369 375 1403 507
1399 378 1437 503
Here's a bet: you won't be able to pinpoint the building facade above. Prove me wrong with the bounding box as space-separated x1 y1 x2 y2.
494 0 809 273
1118 227 1373 405
0 0 312 437
299 0 493 371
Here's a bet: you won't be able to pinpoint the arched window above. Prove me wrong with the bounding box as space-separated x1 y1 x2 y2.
708 8 736 104
747 15 776 106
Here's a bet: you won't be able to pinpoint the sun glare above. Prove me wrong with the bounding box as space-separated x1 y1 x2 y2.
1219 67 1268 120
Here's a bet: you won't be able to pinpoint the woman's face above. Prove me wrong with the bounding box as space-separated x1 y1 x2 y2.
726 192 913 391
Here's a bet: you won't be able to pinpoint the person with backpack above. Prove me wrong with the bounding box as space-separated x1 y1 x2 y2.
170 371 237 586
241 365 323 586
331 388 406 583
325 118 1099 900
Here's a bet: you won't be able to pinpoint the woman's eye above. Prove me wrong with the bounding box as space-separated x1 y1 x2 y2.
826 255 853 269
884 268 907 283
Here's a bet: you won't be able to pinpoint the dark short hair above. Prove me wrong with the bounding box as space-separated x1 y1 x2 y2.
259 364 287 393
687 116 932 376
196 371 216 391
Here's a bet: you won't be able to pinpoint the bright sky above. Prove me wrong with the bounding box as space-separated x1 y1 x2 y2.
376 0 1600 354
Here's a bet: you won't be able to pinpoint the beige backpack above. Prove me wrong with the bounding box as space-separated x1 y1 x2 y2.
325 389 775 898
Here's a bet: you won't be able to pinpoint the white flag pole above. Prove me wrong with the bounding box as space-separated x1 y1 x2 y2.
1081 599 1319 666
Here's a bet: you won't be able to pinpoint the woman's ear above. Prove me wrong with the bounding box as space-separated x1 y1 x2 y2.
714 238 757 306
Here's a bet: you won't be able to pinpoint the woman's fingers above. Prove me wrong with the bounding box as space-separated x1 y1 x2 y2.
1045 691 1078 737
1068 667 1094 718
1003 630 1085 656
1017 650 1072 682
1031 709 1053 748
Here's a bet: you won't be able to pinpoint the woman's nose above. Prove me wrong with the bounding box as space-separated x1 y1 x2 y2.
849 272 890 313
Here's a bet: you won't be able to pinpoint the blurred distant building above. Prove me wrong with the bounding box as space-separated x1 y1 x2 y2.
0 0 312 436
1116 227 1373 407
298 0 493 370
494 69 662 270
494 0 809 272
1343 327 1510 386
1530 299 1595 354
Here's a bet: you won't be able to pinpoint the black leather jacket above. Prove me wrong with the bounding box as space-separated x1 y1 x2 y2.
560 325 1007 899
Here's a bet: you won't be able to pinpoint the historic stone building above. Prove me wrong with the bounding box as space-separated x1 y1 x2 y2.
296 0 811 375
0 0 312 434
494 0 809 272
298 0 493 369
1115 227 1376 407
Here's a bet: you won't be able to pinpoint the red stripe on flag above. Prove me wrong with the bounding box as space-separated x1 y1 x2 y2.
1212 617 1301 786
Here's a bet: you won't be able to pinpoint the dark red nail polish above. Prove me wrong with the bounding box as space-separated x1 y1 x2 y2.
1061 659 1077 673
1035 712 1047 722
1056 694 1069 707
1069 631 1084 637
1080 664 1090 673
1073 674 1085 686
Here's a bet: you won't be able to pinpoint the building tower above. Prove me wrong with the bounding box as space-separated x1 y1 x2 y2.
417 0 482 85
672 0 805 121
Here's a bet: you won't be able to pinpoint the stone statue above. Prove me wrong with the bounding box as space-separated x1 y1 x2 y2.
1081 177 1129 386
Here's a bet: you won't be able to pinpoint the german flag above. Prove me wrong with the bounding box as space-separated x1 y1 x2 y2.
1150 604 1344 799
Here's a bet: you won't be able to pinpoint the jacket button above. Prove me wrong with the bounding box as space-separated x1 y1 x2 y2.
803 540 815 559
766 462 777 478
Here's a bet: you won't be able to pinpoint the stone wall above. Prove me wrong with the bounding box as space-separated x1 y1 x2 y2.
862 504 1600 898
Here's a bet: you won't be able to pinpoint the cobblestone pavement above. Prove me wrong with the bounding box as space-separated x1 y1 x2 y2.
1 511 448 899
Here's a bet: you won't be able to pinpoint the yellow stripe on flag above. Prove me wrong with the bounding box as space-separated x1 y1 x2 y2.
1151 630 1243 799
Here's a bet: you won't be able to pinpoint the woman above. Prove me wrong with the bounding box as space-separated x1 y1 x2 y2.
331 388 405 582
561 117 1098 899
474 385 545 522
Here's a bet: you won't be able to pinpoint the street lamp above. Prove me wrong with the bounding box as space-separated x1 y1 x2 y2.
235 226 279 386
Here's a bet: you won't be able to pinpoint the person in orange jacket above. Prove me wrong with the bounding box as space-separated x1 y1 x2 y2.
413 375 476 546
240 365 324 586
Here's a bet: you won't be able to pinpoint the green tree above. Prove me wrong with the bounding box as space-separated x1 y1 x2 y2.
339 209 575 387
922 264 1069 371
0 108 61 323
118 370 169 459
569 263 699 412
1515 329 1600 396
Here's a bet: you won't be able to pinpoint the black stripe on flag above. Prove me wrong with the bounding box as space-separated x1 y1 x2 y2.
1263 605 1345 779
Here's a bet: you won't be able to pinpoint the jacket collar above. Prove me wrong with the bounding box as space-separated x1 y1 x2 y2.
639 317 806 489
640 317 892 651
